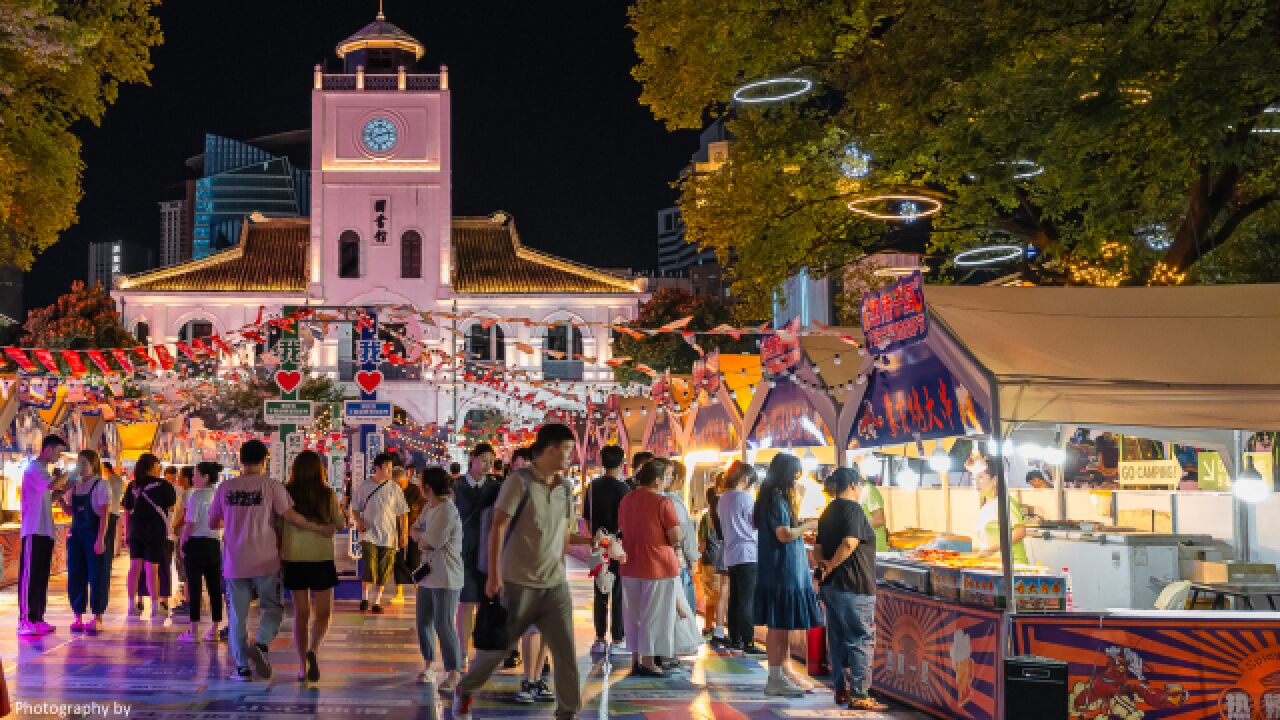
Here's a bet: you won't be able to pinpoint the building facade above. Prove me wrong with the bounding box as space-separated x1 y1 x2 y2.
89 241 153 290
115 12 645 424
656 118 732 299
192 133 311 259
158 199 190 267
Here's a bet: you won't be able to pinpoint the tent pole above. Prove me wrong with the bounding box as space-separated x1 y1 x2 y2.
1232 429 1251 562
990 387 1016 614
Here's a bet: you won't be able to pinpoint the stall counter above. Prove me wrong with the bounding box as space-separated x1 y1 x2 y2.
0 521 71 587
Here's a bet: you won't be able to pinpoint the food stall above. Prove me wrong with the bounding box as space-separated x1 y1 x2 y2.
848 283 1280 720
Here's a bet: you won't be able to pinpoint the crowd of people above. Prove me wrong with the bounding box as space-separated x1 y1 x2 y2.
15 425 889 716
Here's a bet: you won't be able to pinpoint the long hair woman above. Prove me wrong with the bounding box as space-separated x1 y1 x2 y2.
616 457 682 677
282 450 346 682
123 454 176 620
178 462 224 643
697 478 730 647
56 450 110 634
753 452 823 697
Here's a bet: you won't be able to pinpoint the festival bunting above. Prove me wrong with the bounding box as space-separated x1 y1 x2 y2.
61 350 88 376
33 349 60 375
111 349 134 374
4 348 36 373
85 350 113 375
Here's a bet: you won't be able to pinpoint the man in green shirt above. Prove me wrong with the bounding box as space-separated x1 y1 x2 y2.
859 481 889 552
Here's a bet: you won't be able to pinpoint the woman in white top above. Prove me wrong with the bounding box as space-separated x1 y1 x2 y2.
411 467 464 692
177 462 224 643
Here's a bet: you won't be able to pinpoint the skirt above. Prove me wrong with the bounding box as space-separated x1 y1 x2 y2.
620 575 678 658
754 581 824 631
283 560 339 592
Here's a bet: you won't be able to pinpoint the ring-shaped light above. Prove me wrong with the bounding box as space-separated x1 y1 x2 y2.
732 76 813 104
847 194 942 221
953 244 1023 267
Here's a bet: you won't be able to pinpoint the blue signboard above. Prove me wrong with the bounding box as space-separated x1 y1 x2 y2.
861 270 928 354
344 401 393 425
849 338 988 449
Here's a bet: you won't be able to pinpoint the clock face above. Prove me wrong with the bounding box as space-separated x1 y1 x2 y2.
362 117 398 153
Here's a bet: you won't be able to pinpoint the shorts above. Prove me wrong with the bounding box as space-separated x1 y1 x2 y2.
283 560 339 592
129 531 168 564
360 542 396 585
460 554 486 603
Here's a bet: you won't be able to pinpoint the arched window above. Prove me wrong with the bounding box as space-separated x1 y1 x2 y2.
179 320 213 342
545 323 583 358
466 324 506 363
400 230 422 278
339 230 360 278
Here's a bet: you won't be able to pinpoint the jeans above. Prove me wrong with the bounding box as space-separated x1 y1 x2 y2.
458 582 581 720
726 562 757 647
416 586 462 672
226 573 284 669
821 585 876 695
593 559 623 642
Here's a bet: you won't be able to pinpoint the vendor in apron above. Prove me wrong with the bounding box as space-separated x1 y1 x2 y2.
971 455 1028 565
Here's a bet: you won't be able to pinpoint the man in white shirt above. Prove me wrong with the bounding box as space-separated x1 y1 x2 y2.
352 452 408 613
19 435 68 636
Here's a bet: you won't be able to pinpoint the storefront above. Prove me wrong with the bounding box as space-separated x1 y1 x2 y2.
848 283 1280 720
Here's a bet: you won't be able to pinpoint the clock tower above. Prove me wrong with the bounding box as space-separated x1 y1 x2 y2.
310 9 452 306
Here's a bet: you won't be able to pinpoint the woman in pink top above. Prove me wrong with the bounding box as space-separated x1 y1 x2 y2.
616 458 682 678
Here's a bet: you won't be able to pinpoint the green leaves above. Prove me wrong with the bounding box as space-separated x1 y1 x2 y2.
0 0 162 269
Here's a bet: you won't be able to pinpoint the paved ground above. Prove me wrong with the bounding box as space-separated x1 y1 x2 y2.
0 558 928 719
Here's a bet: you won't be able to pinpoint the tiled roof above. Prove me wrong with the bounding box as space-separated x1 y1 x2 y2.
117 214 641 296
118 218 309 293
451 215 640 294
336 14 424 59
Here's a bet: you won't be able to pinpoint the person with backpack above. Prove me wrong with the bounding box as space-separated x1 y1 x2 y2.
57 449 111 635
209 440 336 682
123 454 176 621
582 444 630 657
452 424 593 720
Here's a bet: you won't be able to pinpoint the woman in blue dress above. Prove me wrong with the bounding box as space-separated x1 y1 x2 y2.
753 452 822 698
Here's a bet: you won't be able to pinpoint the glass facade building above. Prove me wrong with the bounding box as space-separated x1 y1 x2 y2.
192 134 310 259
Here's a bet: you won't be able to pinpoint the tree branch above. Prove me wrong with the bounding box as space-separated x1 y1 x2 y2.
1208 193 1279 251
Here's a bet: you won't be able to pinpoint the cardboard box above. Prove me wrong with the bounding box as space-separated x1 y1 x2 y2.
1180 560 1277 584
1181 560 1228 583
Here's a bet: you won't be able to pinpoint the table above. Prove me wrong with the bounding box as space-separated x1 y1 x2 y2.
1185 581 1280 610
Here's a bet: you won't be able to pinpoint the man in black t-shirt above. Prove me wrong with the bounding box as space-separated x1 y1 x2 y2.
582 445 630 655
815 467 888 712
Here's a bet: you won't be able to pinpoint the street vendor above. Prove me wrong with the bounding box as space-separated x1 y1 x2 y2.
858 477 888 552
969 454 1028 565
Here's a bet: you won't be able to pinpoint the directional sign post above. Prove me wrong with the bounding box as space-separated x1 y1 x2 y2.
263 400 315 425
344 400 394 426
355 307 382 485
275 305 304 479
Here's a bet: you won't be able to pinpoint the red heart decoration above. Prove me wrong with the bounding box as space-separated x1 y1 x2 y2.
355 369 384 395
274 370 302 393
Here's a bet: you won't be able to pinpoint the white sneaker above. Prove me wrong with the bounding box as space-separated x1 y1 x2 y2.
32 621 55 635
514 680 535 704
764 676 806 698
417 669 435 685
609 642 630 656
590 640 608 655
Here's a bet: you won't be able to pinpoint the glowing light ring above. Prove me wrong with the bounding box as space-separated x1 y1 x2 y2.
732 77 813 104
1005 160 1043 180
953 244 1023 267
847 194 942 221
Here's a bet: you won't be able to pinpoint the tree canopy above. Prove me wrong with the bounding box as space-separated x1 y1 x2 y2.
631 0 1280 317
612 287 753 383
0 0 162 269
21 280 135 348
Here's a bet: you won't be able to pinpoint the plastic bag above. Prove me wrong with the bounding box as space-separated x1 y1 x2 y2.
673 586 701 657
473 595 510 652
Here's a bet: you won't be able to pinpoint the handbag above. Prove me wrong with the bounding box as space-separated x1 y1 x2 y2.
472 594 510 652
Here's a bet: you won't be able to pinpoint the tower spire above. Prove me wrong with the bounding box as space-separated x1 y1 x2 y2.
377 0 385 20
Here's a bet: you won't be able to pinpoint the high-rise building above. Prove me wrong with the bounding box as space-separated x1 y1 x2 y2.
656 118 732 299
190 133 311 259
158 199 190 267
88 241 153 290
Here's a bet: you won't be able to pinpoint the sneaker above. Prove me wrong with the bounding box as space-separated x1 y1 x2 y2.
849 694 890 711
17 621 42 637
609 642 630 656
248 642 272 680
835 689 851 707
70 620 85 633
219 626 229 642
229 667 253 682
514 680 535 704
177 629 198 643
359 599 370 612
132 600 144 616
503 650 521 669
417 669 435 685
86 618 103 635
306 651 319 683
438 671 459 694
33 621 55 635
764 676 806 698
370 604 384 614
590 640 608 655
742 643 766 656
532 679 555 702
452 690 474 720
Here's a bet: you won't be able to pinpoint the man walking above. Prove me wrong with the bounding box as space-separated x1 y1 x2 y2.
453 443 499 663
352 452 408 613
18 435 67 636
453 424 592 720
582 444 629 655
209 440 334 681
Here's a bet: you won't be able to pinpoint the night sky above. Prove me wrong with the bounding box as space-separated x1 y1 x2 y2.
29 0 695 311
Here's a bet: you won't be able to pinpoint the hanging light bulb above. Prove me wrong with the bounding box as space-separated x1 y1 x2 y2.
1234 458 1270 503
928 448 952 473
856 453 881 477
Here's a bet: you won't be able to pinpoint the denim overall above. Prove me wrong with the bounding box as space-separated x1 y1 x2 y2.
67 478 107 615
